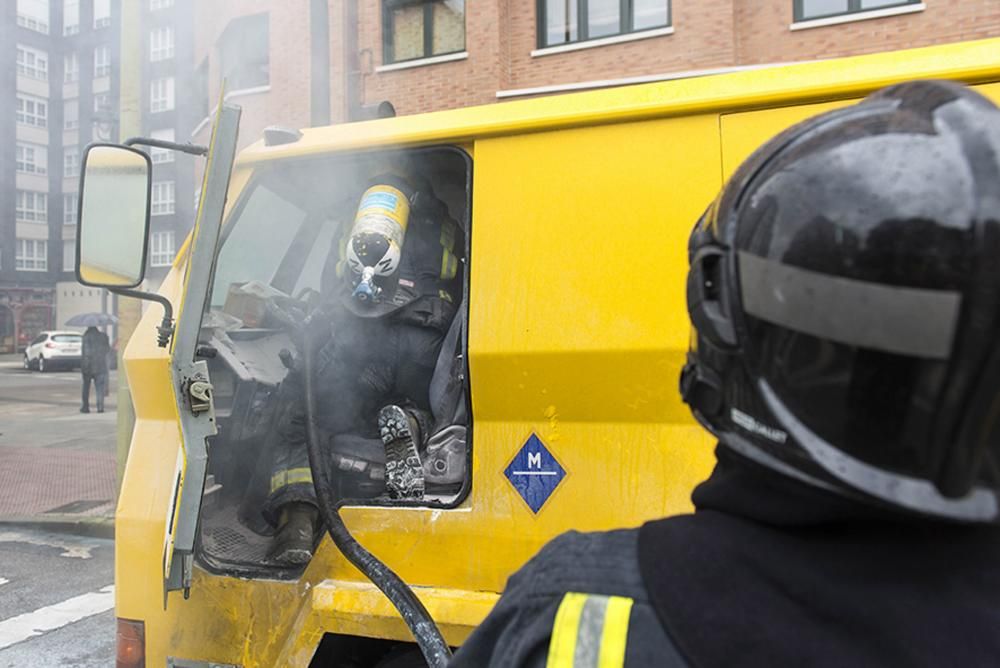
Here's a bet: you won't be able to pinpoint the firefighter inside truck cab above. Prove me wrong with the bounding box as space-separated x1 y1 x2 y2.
256 171 465 565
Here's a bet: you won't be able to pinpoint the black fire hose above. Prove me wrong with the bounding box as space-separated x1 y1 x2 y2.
301 329 453 667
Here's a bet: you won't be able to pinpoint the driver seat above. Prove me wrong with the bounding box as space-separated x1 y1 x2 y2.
329 296 468 494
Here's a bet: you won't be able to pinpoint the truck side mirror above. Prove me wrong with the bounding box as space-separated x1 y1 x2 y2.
77 144 152 288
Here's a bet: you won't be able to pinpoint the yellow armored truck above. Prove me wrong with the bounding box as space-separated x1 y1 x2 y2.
73 38 1000 668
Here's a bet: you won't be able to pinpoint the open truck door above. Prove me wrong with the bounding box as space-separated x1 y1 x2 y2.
76 101 242 601
161 103 241 599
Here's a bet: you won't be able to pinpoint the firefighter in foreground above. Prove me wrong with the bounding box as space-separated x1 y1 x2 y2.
451 80 1000 666
263 173 464 564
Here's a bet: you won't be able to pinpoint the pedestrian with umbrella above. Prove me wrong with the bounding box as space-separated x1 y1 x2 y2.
67 313 116 413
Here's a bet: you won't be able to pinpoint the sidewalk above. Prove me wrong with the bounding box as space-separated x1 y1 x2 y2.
0 353 117 537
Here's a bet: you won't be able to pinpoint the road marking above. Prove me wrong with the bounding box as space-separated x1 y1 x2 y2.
0 531 97 559
50 413 117 422
0 585 114 650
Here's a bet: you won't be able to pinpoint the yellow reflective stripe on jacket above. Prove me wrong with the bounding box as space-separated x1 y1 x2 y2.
547 592 634 668
335 222 349 278
439 220 457 252
270 467 313 493
438 220 459 280
440 248 459 280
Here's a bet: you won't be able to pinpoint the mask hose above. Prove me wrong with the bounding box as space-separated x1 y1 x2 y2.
301 321 452 667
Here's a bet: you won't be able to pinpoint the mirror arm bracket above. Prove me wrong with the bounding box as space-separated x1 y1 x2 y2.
109 287 175 348
124 136 208 157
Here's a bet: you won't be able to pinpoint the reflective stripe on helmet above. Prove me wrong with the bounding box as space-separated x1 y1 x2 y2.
547 592 634 668
738 250 962 359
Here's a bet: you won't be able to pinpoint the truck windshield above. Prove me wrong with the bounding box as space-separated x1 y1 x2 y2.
209 185 308 309
195 147 472 576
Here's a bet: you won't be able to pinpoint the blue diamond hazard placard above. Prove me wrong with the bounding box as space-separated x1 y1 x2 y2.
504 433 566 514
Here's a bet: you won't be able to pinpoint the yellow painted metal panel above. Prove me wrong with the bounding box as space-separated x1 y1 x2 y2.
470 117 720 424
721 82 1000 179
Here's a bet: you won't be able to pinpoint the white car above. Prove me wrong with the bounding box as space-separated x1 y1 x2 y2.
23 331 83 372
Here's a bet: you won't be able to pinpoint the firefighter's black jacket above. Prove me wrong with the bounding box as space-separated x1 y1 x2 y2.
451 447 1000 667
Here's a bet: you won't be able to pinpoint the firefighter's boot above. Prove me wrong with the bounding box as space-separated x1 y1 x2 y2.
378 405 426 500
269 502 318 565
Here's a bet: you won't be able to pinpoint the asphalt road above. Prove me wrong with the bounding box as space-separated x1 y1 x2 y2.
0 359 118 519
0 527 115 667
0 359 118 666
0 357 118 454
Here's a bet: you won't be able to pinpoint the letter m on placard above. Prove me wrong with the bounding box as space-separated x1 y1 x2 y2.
528 452 542 469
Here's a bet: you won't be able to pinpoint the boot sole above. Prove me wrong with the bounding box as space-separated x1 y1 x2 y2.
379 407 425 500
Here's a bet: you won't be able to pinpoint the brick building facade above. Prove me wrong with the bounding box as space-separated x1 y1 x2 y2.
191 0 1000 150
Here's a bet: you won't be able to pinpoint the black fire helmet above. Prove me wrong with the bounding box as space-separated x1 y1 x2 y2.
681 80 1000 523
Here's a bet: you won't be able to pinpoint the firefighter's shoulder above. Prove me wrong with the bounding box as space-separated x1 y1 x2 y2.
451 528 689 668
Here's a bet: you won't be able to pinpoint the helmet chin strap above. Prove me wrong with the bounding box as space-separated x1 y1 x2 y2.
758 380 1000 523
721 429 845 497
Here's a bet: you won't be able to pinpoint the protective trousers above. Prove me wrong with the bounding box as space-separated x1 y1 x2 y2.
261 314 445 525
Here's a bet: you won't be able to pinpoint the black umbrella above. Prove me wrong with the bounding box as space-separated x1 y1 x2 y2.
65 312 119 328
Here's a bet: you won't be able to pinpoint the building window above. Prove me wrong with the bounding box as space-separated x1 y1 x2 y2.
539 0 669 47
16 95 48 127
16 45 48 80
64 99 79 130
152 181 175 215
63 239 76 271
64 52 79 82
150 230 176 266
150 0 173 9
93 93 111 115
16 144 47 175
17 240 48 271
94 0 111 28
218 14 269 90
794 0 920 21
94 45 111 78
150 77 175 112
64 146 80 178
16 191 48 223
150 26 175 61
63 0 79 34
150 128 175 164
64 193 79 225
16 0 49 34
383 0 465 64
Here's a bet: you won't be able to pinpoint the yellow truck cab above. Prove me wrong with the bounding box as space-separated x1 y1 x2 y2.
76 38 1000 667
